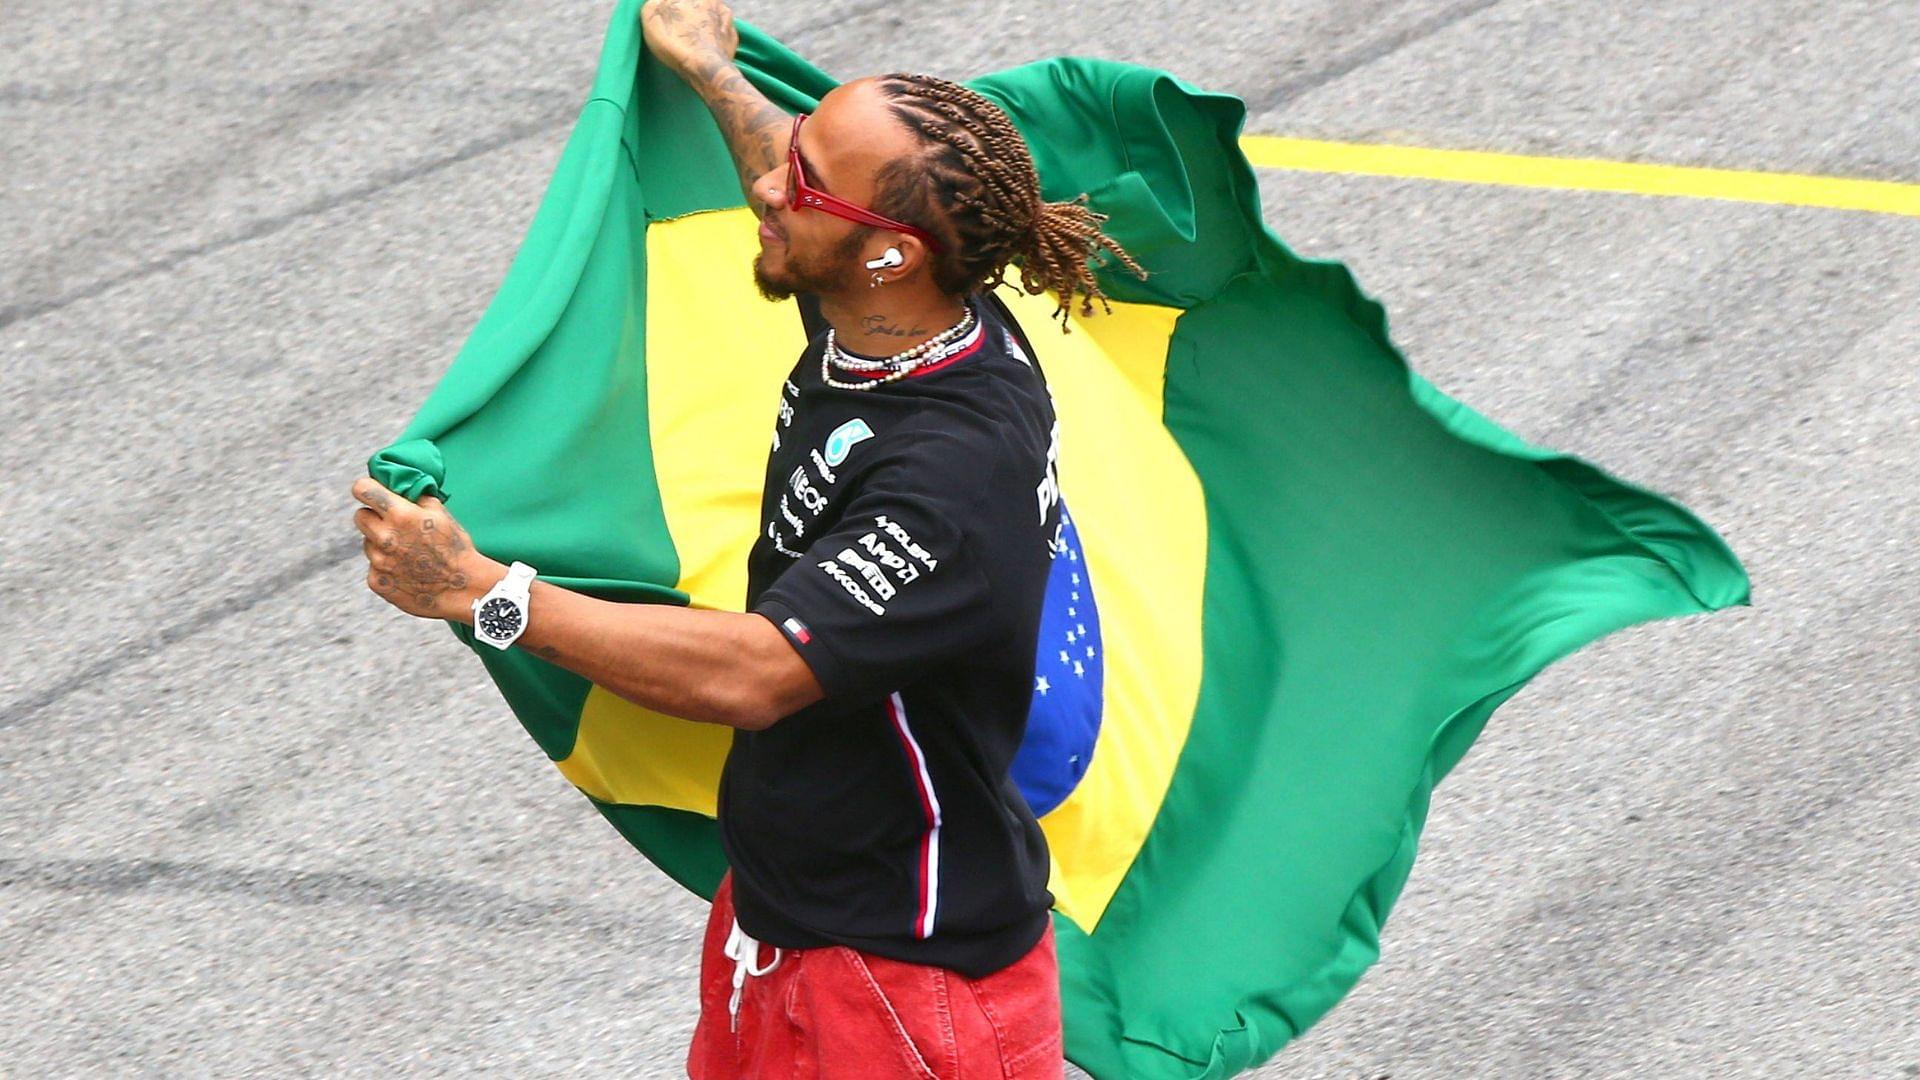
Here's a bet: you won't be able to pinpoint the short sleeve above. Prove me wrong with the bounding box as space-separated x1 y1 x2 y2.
751 431 1000 705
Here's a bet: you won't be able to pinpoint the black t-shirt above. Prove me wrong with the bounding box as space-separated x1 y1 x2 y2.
720 290 1061 978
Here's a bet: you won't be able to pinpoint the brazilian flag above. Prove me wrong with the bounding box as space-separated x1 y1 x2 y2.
368 3 1750 1076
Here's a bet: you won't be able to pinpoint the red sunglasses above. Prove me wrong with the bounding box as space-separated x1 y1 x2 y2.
785 112 944 255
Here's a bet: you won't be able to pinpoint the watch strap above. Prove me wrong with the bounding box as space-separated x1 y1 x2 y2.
500 560 537 597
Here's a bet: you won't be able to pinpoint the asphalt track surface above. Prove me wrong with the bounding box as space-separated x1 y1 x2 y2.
3 1 1915 1076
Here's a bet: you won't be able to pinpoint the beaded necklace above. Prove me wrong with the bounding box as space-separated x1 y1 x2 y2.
822 302 977 391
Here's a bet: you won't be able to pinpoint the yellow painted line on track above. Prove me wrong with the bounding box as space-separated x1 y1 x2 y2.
1239 135 1920 218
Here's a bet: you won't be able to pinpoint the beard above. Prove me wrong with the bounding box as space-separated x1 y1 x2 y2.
753 228 869 302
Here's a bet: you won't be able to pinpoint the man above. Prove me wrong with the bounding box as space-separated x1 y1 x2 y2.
350 0 1144 1073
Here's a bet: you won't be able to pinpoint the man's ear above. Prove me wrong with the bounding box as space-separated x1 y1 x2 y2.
858 234 932 286
886 233 935 281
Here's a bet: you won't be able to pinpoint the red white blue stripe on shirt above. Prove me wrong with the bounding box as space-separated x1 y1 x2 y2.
884 691 943 938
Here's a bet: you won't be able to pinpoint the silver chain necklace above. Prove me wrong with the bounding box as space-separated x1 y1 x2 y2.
822 302 977 391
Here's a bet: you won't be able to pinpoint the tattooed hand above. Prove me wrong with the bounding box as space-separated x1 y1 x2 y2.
640 0 740 82
350 477 503 624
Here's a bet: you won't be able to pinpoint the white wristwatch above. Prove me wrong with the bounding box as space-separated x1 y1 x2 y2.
471 561 537 650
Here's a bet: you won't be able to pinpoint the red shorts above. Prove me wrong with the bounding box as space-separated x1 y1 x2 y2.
687 871 1064 1079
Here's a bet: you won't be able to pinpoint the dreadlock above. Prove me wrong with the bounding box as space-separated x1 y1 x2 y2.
869 72 1148 332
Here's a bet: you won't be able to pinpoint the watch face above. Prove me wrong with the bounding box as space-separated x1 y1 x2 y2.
477 597 523 640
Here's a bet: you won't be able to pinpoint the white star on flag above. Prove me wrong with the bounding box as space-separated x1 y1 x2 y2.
1032 507 1101 708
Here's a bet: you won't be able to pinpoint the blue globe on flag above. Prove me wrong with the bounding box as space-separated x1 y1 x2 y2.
1012 500 1104 816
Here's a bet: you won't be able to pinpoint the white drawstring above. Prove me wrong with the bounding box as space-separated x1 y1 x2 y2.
723 918 784 1032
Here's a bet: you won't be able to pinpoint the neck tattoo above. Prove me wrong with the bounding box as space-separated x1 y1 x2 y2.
823 302 977 391
860 314 930 337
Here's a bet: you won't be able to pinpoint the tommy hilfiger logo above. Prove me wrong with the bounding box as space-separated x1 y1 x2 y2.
782 616 812 644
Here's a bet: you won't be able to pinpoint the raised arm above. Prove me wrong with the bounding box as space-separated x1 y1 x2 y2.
641 0 790 207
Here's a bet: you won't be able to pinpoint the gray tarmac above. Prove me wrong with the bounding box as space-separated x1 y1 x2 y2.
2 1 1915 1076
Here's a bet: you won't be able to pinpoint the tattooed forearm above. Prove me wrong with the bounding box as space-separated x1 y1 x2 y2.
688 59 790 202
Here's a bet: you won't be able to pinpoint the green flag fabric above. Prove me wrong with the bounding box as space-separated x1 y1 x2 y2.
368 4 1750 1076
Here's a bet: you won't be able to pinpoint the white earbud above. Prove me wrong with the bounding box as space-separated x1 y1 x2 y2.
864 247 905 270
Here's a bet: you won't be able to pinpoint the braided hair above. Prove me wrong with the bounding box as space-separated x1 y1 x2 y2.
869 72 1148 332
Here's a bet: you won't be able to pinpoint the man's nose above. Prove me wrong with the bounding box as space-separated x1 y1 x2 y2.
758 163 790 210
